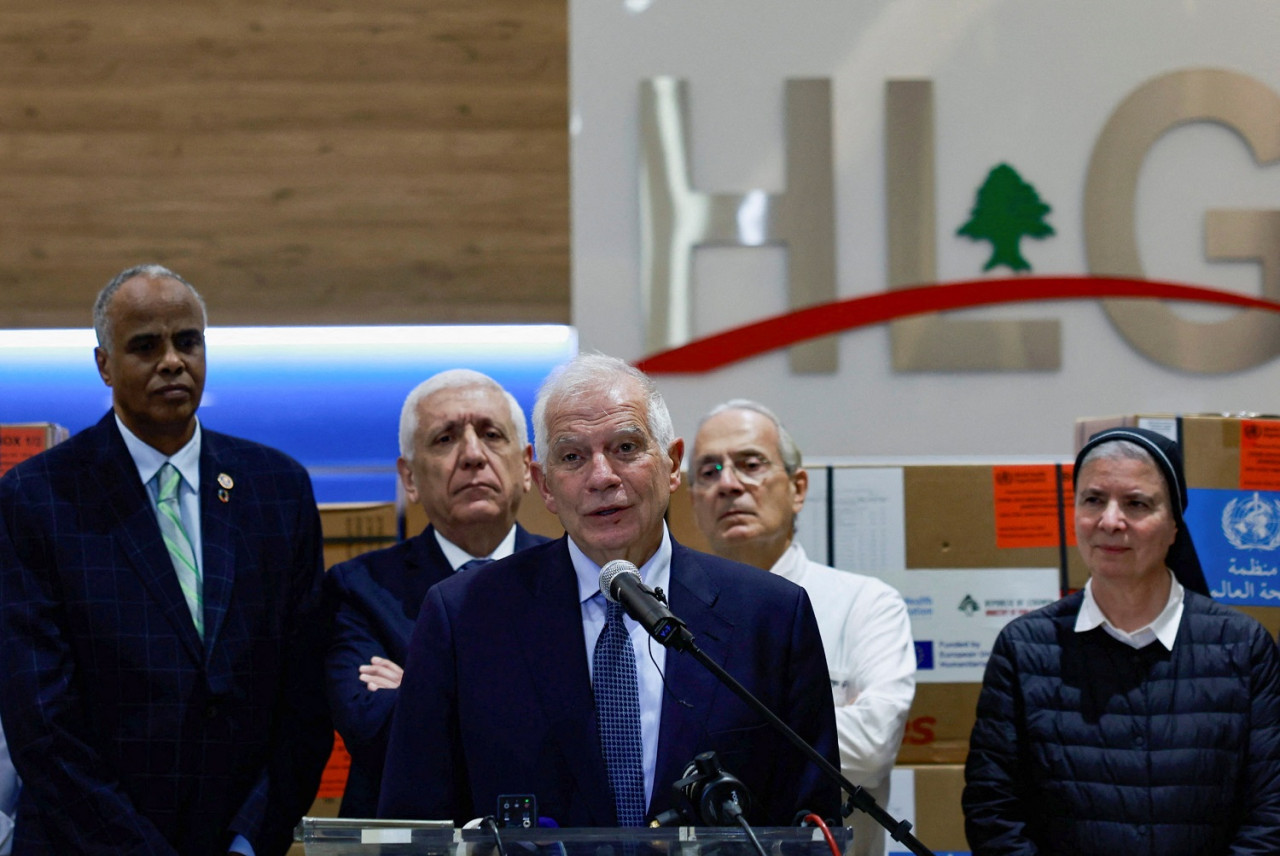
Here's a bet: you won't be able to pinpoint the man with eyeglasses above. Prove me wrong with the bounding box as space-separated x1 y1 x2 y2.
689 400 916 856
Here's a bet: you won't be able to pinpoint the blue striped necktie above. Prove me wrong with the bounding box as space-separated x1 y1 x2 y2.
154 462 203 638
593 599 646 826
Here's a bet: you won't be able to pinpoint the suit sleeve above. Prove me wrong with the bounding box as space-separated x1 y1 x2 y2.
228 467 333 856
776 587 842 823
0 467 180 854
962 629 1039 856
1229 624 1280 855
834 583 916 789
378 584 469 821
323 566 399 774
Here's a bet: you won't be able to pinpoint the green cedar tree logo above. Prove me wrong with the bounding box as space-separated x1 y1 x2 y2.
957 163 1054 273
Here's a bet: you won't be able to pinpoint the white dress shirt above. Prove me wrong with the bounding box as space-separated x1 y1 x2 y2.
1076 570 1185 650
568 525 672 811
434 525 519 570
116 414 203 578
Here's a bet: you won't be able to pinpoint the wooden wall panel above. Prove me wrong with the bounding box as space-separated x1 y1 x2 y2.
0 0 569 327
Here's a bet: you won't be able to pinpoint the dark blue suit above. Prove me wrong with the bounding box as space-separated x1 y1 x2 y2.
0 413 332 856
378 536 839 826
325 523 549 817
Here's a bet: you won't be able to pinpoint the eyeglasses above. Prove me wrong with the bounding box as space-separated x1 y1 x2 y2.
693 454 777 489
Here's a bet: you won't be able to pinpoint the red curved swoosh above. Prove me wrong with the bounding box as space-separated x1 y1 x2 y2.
635 276 1280 374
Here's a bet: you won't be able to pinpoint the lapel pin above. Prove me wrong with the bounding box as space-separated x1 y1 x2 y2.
217 473 234 490
217 488 230 503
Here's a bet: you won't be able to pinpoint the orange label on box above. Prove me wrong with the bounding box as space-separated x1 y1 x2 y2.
992 464 1074 549
0 426 51 476
316 731 352 799
1240 420 1280 491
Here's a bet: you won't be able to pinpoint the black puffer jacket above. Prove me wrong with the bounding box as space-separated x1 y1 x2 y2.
963 589 1280 855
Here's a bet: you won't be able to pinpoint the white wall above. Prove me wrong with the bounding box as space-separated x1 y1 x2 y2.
570 0 1280 459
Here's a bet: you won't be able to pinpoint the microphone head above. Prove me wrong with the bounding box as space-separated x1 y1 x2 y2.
599 559 641 603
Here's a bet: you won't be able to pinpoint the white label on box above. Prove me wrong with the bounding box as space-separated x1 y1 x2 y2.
796 464 831 565
883 767 916 855
1136 417 1178 442
831 467 907 573
825 467 1058 682
361 829 413 844
895 568 1059 683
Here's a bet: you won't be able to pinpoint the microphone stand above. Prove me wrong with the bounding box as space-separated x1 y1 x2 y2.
657 620 935 856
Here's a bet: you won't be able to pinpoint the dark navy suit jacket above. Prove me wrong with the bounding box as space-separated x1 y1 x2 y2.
324 523 549 817
377 536 840 826
0 413 331 856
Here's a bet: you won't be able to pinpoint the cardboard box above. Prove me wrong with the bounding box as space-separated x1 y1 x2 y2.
816 463 1069 763
0 422 69 476
1074 414 1280 625
315 732 351 801
666 461 1084 587
319 502 399 570
668 459 1076 764
665 481 712 552
885 765 969 855
897 683 982 766
900 464 1085 585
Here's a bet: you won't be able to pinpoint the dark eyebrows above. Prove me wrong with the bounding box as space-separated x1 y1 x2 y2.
126 328 203 347
1077 486 1162 503
426 418 464 439
696 446 768 463
430 415 509 437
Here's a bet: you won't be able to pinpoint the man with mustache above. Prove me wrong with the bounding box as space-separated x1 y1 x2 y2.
324 369 549 817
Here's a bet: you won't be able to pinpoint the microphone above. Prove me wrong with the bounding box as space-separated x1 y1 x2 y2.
598 560 692 649
679 751 754 826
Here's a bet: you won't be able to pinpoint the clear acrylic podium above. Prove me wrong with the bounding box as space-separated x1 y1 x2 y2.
295 818 853 856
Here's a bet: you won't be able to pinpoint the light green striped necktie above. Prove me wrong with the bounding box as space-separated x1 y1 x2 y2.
155 462 203 639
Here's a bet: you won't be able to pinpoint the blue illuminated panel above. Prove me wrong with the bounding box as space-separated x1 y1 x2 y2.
0 326 577 502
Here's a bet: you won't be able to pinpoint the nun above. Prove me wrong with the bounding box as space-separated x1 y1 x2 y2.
962 427 1280 856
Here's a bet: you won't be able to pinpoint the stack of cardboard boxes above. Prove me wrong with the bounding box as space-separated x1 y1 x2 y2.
791 460 1079 855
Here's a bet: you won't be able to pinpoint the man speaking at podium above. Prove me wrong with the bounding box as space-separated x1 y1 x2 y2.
379 354 839 827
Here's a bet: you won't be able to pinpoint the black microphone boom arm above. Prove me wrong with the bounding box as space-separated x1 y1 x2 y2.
596 561 932 854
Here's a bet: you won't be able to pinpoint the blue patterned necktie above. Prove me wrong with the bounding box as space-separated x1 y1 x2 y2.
593 599 646 826
457 557 495 573
154 462 203 639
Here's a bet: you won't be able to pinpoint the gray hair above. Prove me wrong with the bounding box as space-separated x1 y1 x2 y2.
1077 438 1160 484
93 264 207 349
1075 437 1172 504
399 369 529 459
532 353 675 463
691 398 803 479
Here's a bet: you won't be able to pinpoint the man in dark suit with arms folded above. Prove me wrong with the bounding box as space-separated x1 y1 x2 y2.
325 369 549 817
0 265 330 855
379 353 838 827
